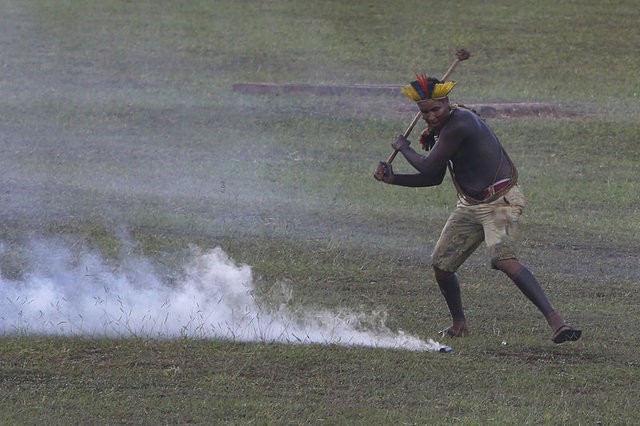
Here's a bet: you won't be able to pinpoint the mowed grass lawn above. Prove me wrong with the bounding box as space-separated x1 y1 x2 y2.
0 0 639 424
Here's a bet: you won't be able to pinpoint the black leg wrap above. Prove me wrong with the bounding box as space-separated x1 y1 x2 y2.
436 272 465 320
511 267 555 317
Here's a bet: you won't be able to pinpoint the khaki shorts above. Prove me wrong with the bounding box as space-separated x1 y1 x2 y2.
431 185 527 272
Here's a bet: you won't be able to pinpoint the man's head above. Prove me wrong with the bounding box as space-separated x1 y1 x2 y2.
402 74 455 130
417 98 451 130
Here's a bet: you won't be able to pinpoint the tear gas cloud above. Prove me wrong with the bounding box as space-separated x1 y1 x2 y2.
0 4 445 353
0 239 445 352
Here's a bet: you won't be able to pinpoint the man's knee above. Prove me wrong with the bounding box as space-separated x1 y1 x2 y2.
493 258 524 278
433 265 455 280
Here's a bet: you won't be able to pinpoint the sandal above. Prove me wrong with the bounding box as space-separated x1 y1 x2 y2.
551 325 582 344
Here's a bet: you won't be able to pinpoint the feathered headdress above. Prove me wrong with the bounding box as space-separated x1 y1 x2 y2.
402 74 456 103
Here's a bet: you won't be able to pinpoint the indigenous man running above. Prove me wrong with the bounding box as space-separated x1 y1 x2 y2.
374 75 581 344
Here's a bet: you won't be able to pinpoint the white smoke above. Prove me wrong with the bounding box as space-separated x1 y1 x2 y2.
0 239 447 352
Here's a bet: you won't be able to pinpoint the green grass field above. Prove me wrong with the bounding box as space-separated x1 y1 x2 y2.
1 0 639 424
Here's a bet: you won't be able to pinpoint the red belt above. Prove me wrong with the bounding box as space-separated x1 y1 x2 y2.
480 178 512 200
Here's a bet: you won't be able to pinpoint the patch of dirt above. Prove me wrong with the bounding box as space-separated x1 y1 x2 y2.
232 82 575 118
